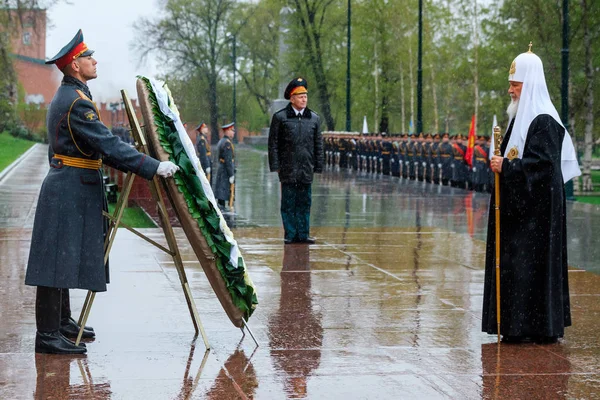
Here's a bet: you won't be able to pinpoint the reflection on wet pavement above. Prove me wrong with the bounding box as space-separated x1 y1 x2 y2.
1 145 599 399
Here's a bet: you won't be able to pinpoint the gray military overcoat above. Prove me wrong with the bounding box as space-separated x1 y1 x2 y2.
25 76 159 292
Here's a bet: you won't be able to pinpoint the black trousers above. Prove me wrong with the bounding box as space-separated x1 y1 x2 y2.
36 287 72 332
281 182 312 241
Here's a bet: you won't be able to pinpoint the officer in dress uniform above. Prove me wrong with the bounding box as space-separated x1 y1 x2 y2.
24 30 178 354
406 134 415 179
380 132 393 175
451 134 468 188
195 122 212 181
423 133 433 182
339 137 348 169
472 135 489 192
431 133 441 184
438 133 453 185
214 122 236 209
350 136 359 170
414 133 424 181
391 139 400 177
399 134 408 178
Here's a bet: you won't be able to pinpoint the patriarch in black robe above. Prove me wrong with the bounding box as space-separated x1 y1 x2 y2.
482 48 580 343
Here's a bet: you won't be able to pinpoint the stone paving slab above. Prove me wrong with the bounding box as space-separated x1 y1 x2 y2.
0 145 599 399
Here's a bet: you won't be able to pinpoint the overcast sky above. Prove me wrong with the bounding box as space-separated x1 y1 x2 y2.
46 1 163 102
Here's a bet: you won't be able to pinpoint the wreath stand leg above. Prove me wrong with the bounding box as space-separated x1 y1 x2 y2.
76 89 209 349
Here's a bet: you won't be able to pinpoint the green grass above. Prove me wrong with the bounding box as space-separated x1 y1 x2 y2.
591 170 600 187
575 196 600 205
249 144 268 152
0 133 36 172
107 203 157 228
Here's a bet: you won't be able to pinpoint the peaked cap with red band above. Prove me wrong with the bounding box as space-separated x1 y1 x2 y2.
45 29 94 70
284 77 308 100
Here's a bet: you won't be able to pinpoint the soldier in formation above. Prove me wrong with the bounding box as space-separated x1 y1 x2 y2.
322 129 492 193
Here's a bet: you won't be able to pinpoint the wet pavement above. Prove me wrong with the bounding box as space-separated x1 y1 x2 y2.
1 144 599 399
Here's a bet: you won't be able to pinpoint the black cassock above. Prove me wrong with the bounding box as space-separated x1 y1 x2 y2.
482 114 571 338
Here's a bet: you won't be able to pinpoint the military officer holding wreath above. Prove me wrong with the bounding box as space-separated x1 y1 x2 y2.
25 29 178 355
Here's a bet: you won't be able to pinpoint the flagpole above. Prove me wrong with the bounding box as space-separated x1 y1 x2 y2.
493 125 503 344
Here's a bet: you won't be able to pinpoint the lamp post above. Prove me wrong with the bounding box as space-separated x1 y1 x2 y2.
416 0 423 136
345 0 351 132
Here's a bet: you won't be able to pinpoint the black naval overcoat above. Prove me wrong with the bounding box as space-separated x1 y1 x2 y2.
482 115 571 338
268 103 323 184
195 133 211 174
214 136 235 201
25 76 159 292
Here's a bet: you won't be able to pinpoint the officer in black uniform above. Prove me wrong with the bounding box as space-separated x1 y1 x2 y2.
25 29 178 355
268 77 323 244
195 122 212 180
215 122 236 209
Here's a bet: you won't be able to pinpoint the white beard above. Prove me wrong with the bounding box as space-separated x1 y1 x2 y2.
506 99 519 121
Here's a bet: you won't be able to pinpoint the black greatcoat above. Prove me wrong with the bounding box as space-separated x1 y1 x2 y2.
268 103 323 184
25 76 159 292
195 133 212 174
482 114 571 338
214 137 235 201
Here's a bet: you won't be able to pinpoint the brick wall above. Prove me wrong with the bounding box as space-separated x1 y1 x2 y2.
13 57 60 105
9 9 46 61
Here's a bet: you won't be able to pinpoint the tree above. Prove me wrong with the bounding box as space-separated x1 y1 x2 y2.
134 0 238 144
286 0 342 130
232 0 279 118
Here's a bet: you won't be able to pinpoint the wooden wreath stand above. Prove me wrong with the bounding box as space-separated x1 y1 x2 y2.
75 89 209 349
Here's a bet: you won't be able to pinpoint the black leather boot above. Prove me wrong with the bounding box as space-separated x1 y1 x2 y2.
35 287 86 354
60 317 95 339
61 289 95 336
35 331 87 354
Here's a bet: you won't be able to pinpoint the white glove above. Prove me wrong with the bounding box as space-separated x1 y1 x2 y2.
206 167 211 174
438 163 442 168
156 161 179 178
229 176 235 184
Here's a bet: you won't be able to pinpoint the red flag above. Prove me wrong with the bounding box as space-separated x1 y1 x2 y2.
464 114 476 167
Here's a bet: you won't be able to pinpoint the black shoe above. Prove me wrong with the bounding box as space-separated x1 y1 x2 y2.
284 238 294 244
298 237 316 244
35 331 87 354
60 317 95 339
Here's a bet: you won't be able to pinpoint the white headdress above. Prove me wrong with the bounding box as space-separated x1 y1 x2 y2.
504 49 580 182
